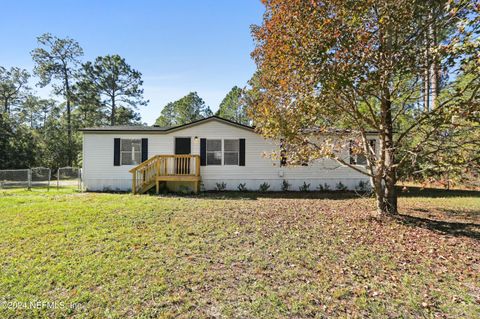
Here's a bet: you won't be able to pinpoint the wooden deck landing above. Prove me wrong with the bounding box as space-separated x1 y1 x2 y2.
130 155 201 194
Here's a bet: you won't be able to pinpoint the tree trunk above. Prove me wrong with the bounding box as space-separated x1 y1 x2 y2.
65 77 72 167
423 28 431 112
429 8 439 108
374 182 398 216
110 95 116 126
423 66 430 112
384 95 397 214
384 170 398 214
378 87 398 215
375 18 399 216
373 177 386 215
4 98 9 114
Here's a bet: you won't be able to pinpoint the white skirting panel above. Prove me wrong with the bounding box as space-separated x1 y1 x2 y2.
84 177 370 192
201 178 370 191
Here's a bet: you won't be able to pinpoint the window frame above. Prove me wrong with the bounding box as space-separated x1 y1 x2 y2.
120 138 142 166
206 139 222 166
223 139 240 166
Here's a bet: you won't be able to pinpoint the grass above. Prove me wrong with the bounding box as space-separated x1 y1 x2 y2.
0 188 479 318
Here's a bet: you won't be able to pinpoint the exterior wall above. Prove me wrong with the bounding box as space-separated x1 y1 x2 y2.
82 120 372 192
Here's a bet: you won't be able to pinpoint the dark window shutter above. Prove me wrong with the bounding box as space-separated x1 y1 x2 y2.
280 139 287 167
200 138 207 166
114 138 121 166
239 138 245 166
141 138 148 162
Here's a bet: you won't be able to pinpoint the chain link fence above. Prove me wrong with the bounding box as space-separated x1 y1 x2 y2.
31 167 51 188
0 167 82 190
55 167 82 189
0 169 30 189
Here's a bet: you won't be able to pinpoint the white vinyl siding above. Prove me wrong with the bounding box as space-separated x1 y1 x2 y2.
120 139 141 165
82 118 373 191
206 139 222 165
224 139 239 165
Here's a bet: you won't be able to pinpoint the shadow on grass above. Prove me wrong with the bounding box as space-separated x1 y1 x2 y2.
397 213 480 240
192 186 480 201
195 191 364 201
399 186 480 198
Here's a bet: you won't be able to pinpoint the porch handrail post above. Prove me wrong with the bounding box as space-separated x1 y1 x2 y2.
132 171 137 194
196 155 200 176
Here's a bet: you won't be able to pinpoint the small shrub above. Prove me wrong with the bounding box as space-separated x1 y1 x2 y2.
258 182 270 192
355 180 371 193
215 182 227 191
316 184 324 191
299 182 311 192
178 185 192 194
237 183 248 192
281 180 291 191
335 181 348 191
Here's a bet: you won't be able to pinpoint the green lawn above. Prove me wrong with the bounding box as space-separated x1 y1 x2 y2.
0 188 479 318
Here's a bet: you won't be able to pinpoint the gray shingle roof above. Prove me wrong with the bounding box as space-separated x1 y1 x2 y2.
79 116 255 133
80 125 170 131
79 116 378 134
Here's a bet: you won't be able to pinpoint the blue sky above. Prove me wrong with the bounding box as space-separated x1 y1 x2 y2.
0 0 264 124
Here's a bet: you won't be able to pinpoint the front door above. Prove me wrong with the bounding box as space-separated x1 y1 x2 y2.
174 138 191 174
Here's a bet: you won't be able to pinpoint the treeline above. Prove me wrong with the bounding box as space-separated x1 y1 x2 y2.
0 33 251 170
155 86 250 127
0 33 147 169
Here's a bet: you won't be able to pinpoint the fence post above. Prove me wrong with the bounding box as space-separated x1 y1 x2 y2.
78 168 81 191
47 168 51 191
57 168 60 190
27 169 32 190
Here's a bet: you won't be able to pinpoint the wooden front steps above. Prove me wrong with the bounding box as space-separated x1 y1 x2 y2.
129 155 201 194
138 181 156 194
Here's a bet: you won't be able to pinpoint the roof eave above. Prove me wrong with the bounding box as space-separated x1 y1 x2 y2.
79 116 255 134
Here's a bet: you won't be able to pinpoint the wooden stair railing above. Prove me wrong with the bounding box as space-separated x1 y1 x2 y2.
129 155 160 194
129 155 200 194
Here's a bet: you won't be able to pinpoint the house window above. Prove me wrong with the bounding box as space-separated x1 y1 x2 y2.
350 139 376 165
279 140 309 167
121 139 142 165
206 139 222 165
224 139 239 165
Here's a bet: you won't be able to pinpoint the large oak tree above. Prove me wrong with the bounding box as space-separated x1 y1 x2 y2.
251 0 479 215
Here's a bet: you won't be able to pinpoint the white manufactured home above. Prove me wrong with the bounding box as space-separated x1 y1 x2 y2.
80 116 374 193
